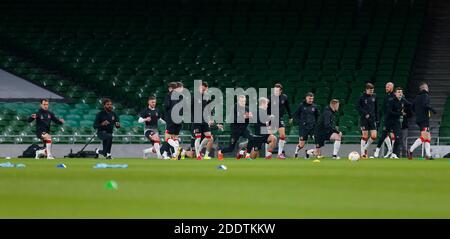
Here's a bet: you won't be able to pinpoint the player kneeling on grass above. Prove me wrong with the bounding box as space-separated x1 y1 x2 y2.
158 140 189 160
139 96 165 159
357 83 378 158
293 92 318 158
28 99 65 159
159 141 177 160
408 82 436 160
217 95 252 160
94 98 120 160
245 134 277 160
307 99 342 159
241 97 277 160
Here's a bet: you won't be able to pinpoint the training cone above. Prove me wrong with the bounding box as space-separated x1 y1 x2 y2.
217 165 227 170
56 163 67 168
105 180 118 190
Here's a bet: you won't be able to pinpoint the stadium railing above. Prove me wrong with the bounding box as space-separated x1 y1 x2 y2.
2 135 450 146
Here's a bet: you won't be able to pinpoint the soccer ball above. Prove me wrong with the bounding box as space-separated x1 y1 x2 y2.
348 151 360 161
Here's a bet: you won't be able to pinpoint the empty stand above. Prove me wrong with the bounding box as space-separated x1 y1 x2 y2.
0 0 427 143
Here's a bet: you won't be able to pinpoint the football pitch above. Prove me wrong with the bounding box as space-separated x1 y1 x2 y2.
0 158 449 218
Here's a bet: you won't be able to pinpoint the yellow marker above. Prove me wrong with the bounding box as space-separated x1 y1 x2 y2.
313 159 320 163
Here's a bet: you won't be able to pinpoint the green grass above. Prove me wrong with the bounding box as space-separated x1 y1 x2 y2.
0 157 449 218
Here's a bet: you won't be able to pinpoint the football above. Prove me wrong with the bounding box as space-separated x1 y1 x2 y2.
348 151 360 161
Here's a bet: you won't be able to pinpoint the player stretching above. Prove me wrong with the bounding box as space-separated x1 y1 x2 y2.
293 92 319 158
94 98 121 159
192 82 213 160
383 87 411 158
306 99 342 159
158 141 179 160
408 82 437 160
245 97 277 160
217 95 252 160
28 99 65 159
269 83 293 159
164 82 184 160
186 123 223 160
139 96 165 159
374 82 395 158
357 83 378 158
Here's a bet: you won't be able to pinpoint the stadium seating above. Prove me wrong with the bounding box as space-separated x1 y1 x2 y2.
0 0 426 143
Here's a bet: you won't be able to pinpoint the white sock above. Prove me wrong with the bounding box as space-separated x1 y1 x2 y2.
410 138 423 152
363 138 374 152
360 139 367 155
154 143 161 158
168 138 179 155
374 147 380 157
162 151 169 159
194 137 201 156
295 146 299 154
46 140 52 156
265 143 270 156
36 149 45 158
278 139 285 155
385 137 392 155
424 142 431 157
333 140 341 156
205 150 210 157
199 138 209 154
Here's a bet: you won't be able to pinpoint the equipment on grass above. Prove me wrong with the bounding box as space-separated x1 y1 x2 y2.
105 180 118 190
217 165 227 170
0 162 26 168
348 151 360 161
64 134 98 158
93 163 128 169
56 163 67 168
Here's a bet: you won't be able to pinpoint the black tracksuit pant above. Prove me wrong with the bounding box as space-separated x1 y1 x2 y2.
97 131 113 156
220 127 251 153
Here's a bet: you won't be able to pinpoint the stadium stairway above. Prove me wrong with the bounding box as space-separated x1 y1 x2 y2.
408 0 450 138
